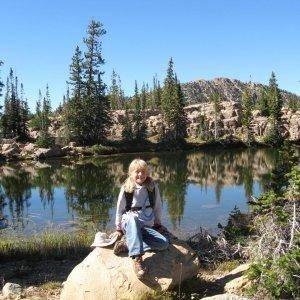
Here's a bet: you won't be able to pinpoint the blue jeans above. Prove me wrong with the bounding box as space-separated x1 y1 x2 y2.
122 212 169 257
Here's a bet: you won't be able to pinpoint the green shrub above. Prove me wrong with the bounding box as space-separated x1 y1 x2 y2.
246 146 300 299
36 131 55 148
247 249 300 299
218 206 251 244
90 144 116 155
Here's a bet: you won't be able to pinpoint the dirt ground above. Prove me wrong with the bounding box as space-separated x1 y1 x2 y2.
0 258 240 299
0 259 81 299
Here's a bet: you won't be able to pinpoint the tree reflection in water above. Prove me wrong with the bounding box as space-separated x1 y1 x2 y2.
0 167 31 228
0 148 279 233
152 153 189 230
59 160 116 230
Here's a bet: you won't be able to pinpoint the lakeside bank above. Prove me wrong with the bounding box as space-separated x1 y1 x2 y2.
1 135 299 163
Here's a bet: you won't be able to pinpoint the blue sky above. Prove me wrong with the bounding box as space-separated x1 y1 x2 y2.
0 0 299 110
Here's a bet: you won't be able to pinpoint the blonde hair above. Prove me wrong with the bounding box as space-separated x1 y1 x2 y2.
124 158 154 192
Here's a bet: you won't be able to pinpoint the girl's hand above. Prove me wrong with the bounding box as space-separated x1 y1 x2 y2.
110 231 123 240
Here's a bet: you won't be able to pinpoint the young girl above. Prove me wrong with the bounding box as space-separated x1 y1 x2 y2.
113 158 169 279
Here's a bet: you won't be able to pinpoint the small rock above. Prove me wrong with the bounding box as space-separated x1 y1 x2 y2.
22 143 35 153
224 276 251 294
2 283 22 298
25 286 36 293
200 294 249 300
68 142 76 148
34 146 63 159
227 264 249 276
217 264 251 295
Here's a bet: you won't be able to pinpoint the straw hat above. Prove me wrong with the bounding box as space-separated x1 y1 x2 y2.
90 232 119 248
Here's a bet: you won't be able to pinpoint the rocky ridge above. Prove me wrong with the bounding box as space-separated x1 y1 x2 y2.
181 77 299 104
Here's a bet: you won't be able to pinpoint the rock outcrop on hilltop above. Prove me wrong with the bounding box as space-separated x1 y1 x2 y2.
181 77 299 104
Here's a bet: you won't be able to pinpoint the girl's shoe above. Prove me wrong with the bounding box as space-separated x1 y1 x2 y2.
133 256 147 279
113 240 128 255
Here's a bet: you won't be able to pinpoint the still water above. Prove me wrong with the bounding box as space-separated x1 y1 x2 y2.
0 148 280 235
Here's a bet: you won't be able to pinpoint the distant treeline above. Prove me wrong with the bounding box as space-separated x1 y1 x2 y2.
0 20 298 147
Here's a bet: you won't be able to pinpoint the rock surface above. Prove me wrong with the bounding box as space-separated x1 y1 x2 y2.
200 294 249 300
215 264 250 296
109 102 300 141
61 239 199 300
181 77 298 105
2 282 22 298
33 146 64 159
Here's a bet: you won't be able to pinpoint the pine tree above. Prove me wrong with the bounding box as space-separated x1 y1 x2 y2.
37 90 42 113
122 106 134 141
117 75 125 109
2 78 11 137
145 83 151 108
66 84 70 102
32 85 54 147
83 20 106 98
36 91 54 148
198 114 210 141
256 87 269 116
268 72 282 121
241 85 253 144
0 60 4 97
132 81 145 141
173 75 187 141
19 83 29 140
161 58 187 143
31 89 44 131
69 46 84 98
264 72 283 145
44 84 52 116
30 89 42 131
152 74 162 109
140 83 147 110
161 58 175 130
64 20 111 145
1 69 28 141
108 70 119 109
211 92 221 140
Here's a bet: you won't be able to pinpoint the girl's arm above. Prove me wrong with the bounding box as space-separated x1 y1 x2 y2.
115 186 126 231
153 184 163 226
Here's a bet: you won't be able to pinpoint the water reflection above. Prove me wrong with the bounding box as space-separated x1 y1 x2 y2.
0 148 282 233
60 161 116 230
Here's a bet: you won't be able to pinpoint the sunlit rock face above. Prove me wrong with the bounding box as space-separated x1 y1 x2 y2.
109 102 300 141
181 77 297 104
60 238 199 300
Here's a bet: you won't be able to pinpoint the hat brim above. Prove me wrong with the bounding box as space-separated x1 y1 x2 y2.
90 234 118 248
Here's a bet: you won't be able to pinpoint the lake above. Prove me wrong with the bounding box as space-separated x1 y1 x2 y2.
0 148 281 236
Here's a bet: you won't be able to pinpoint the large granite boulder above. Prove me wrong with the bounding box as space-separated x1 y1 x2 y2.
61 239 199 300
20 143 36 158
34 146 64 159
1 142 20 159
